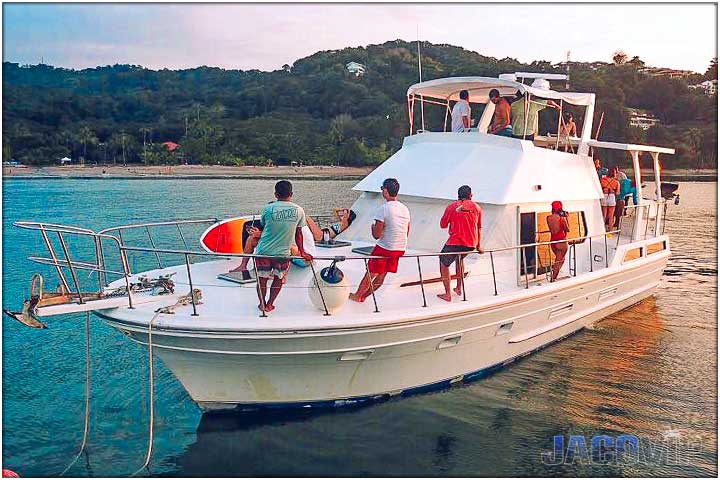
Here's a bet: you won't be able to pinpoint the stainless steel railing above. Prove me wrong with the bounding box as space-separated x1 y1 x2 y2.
13 199 668 318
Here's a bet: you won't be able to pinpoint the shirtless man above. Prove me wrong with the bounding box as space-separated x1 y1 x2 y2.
547 201 570 282
488 89 512 137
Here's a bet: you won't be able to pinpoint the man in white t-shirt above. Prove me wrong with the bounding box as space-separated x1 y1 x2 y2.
451 90 471 133
349 178 411 303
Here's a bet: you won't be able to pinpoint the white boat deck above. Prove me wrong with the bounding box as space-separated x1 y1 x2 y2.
103 232 640 333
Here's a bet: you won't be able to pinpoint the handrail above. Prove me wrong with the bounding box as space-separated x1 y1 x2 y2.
12 199 667 317
15 199 665 266
98 217 219 236
15 221 96 235
117 227 626 261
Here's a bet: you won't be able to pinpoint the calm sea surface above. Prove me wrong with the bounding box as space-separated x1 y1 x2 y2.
2 179 717 477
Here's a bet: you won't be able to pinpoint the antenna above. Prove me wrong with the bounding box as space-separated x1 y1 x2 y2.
565 51 571 89
416 25 423 83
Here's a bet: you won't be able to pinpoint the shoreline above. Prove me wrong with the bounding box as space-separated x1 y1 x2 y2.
1 164 374 181
1 165 716 182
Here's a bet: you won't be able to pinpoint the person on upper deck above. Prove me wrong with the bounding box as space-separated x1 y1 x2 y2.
611 166 629 229
253 180 312 313
488 89 513 137
451 90 471 133
559 112 577 151
510 80 560 140
349 178 411 303
547 201 571 282
437 185 483 302
600 169 620 231
594 158 602 177
613 165 628 182
560 112 577 138
614 176 638 229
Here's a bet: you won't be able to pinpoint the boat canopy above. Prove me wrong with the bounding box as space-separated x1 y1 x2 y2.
406 76 595 106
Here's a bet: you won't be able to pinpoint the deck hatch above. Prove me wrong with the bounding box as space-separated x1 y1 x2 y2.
437 335 462 349
496 322 514 335
339 350 374 361
599 287 617 301
549 304 574 318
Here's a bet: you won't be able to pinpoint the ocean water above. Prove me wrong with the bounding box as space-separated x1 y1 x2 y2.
2 179 717 477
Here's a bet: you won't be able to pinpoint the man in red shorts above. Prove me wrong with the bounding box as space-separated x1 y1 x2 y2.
437 185 483 302
349 178 410 302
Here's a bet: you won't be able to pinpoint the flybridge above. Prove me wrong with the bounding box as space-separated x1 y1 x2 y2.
405 73 596 154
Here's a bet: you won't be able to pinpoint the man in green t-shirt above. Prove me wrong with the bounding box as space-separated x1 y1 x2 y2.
511 94 560 140
254 180 312 313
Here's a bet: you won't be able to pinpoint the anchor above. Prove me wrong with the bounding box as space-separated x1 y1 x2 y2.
3 274 105 329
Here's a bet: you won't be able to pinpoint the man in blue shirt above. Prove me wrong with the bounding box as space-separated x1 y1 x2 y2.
255 180 312 313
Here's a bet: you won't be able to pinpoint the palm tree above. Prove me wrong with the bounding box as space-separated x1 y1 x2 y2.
77 126 97 165
329 114 353 166
139 127 151 164
685 128 704 170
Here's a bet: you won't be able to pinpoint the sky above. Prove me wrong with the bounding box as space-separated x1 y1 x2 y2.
2 3 717 73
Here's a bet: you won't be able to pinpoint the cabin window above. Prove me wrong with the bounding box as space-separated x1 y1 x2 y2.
623 247 644 262
520 210 587 279
646 241 667 255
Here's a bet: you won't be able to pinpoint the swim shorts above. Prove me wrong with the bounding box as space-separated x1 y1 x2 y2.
255 257 291 279
439 244 475 267
601 193 616 207
368 245 404 275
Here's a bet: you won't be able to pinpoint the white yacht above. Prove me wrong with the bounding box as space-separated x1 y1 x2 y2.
8 73 676 411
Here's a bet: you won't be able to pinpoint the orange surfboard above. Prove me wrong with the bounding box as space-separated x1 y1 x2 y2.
200 215 262 254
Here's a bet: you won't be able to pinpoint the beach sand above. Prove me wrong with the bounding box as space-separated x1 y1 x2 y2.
2 164 375 179
2 164 715 181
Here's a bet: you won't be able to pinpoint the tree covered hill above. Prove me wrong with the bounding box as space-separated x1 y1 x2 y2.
2 40 717 168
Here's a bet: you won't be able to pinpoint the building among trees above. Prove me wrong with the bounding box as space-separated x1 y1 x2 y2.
627 109 660 130
689 79 717 96
345 61 366 77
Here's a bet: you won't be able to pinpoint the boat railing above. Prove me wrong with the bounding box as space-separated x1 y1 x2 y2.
13 221 134 306
13 199 668 317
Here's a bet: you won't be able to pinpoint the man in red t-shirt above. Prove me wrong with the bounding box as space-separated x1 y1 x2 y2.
437 185 483 302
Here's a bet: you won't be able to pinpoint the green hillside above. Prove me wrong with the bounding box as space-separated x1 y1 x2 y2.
2 40 716 168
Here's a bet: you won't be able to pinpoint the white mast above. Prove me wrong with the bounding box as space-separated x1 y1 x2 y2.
417 26 425 131
566 51 571 89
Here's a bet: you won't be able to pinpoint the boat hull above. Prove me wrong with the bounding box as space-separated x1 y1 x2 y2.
100 253 667 411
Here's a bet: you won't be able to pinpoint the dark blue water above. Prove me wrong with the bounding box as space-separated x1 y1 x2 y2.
2 179 717 477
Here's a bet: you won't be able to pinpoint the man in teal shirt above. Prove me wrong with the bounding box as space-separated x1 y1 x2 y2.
255 180 311 313
511 93 560 140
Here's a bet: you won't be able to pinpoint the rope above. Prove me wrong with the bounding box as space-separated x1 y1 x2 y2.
131 289 200 477
130 310 159 477
59 312 92 477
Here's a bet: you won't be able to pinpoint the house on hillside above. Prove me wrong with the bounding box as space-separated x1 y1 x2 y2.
346 62 366 77
638 67 694 79
554 61 609 71
627 108 660 130
689 79 717 96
